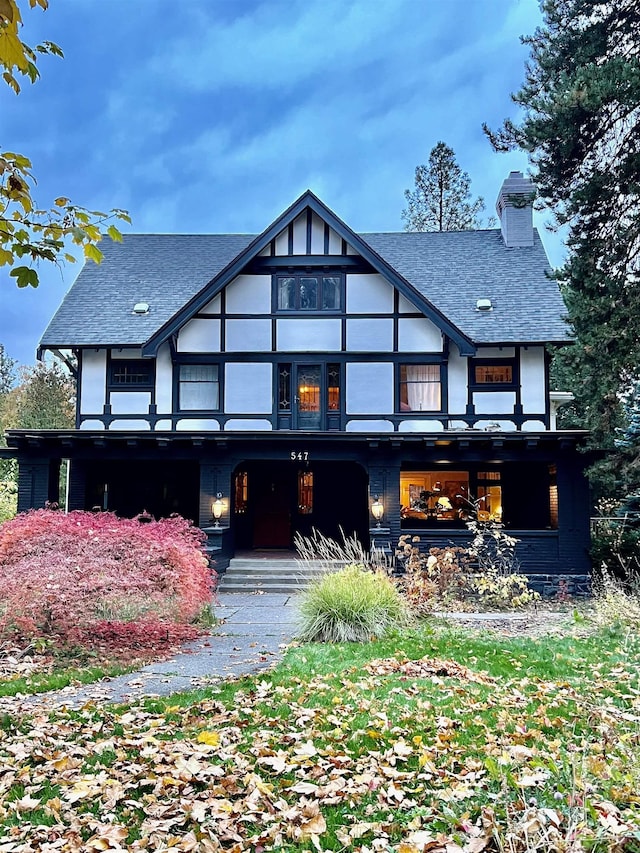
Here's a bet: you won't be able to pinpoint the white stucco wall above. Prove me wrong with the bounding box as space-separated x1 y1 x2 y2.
520 346 546 414
398 293 419 313
292 212 306 254
200 294 221 315
398 420 444 432
80 349 107 414
476 346 516 358
109 392 151 415
473 391 517 414
177 318 221 352
346 319 393 351
311 212 325 254
328 228 342 254
346 363 394 414
447 345 468 414
110 348 143 359
346 419 394 432
398 318 443 352
225 275 271 314
176 419 220 431
225 319 272 352
155 343 173 414
275 229 288 255
346 274 393 314
225 419 273 430
224 363 272 413
109 419 151 430
276 319 342 351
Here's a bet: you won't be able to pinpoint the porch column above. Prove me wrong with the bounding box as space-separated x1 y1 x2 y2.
199 462 234 528
66 459 87 511
556 453 591 583
199 461 235 573
17 456 60 512
368 462 401 554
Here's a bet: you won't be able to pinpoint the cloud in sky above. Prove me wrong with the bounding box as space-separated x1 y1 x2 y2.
0 0 562 367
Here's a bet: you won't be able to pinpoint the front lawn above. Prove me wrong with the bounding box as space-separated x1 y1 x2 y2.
1 617 640 851
0 640 164 699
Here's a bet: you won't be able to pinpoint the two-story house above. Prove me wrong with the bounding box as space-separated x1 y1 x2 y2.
6 172 591 589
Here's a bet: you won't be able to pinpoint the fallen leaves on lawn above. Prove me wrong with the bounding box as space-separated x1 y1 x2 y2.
365 655 496 685
1 635 640 852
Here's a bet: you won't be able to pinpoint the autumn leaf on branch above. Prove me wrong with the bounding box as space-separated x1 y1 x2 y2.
0 0 130 287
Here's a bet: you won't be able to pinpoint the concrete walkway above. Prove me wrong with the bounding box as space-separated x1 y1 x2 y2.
3 593 301 712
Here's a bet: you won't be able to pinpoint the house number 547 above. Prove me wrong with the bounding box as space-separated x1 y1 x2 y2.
290 451 309 461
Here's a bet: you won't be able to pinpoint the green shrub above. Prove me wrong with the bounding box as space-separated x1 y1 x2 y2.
0 479 17 523
468 570 540 609
297 564 411 643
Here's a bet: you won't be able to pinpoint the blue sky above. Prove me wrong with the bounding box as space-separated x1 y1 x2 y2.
0 0 559 367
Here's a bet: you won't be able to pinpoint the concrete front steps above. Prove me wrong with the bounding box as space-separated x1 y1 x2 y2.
217 557 345 594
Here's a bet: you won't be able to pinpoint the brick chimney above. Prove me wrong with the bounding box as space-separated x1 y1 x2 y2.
496 171 535 248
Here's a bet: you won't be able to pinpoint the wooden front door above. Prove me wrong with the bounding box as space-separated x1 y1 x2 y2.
252 465 293 548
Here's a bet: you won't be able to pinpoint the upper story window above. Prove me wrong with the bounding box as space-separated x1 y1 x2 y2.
471 359 516 388
109 359 154 388
276 274 342 311
399 364 442 412
178 364 219 410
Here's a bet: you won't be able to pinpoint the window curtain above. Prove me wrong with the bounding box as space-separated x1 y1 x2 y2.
180 365 219 410
406 365 440 411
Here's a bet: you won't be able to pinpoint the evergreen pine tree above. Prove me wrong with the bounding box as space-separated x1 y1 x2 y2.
402 142 489 232
485 0 640 495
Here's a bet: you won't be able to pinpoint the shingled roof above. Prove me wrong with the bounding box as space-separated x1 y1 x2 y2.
39 216 570 354
363 228 569 343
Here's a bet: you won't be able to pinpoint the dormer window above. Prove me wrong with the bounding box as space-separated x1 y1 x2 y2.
276 274 342 311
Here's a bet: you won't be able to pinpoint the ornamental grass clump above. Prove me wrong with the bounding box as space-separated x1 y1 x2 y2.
593 566 640 631
0 509 213 654
297 563 411 643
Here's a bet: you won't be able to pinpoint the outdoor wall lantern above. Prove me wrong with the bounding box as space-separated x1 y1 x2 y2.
371 496 384 527
212 493 224 527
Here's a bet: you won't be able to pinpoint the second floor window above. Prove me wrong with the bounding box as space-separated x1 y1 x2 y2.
178 364 219 410
109 359 154 388
471 360 515 387
399 364 441 411
276 274 341 311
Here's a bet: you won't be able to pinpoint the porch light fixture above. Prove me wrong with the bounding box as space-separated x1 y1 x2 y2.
212 493 224 527
371 496 384 527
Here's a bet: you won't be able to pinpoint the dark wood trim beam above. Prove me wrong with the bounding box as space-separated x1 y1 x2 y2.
246 255 371 271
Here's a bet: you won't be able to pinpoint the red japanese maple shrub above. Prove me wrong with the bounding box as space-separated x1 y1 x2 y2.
0 509 213 651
